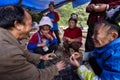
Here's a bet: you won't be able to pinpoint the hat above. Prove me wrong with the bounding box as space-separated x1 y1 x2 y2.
106 5 120 25
38 16 53 28
71 13 78 19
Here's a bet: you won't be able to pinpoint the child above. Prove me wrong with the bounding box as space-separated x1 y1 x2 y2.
27 16 58 68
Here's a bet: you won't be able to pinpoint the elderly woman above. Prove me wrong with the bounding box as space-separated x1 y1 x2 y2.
0 5 65 80
63 18 82 56
70 21 120 80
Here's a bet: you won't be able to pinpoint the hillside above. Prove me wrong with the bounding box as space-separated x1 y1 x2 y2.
57 3 89 28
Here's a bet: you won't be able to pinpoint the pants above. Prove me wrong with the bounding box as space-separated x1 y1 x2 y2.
34 44 58 69
63 41 81 54
85 25 94 52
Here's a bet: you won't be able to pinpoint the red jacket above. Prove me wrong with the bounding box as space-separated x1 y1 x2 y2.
63 27 82 44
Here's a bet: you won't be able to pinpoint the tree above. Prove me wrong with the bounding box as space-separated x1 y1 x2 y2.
56 3 89 28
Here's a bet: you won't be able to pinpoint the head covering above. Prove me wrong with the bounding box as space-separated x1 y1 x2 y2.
71 13 78 20
106 5 120 26
38 16 53 28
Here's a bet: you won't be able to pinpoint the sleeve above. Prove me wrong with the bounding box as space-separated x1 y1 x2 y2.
53 12 59 22
73 28 82 43
49 32 58 44
100 69 120 79
63 29 68 37
50 38 58 44
77 65 99 80
78 28 82 37
109 0 120 9
23 50 41 65
82 51 94 61
27 33 38 51
38 65 59 80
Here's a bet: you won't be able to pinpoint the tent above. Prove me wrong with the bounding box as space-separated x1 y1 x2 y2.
0 0 90 13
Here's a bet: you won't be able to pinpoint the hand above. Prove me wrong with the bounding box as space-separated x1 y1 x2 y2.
40 53 56 60
70 53 81 68
44 33 53 40
67 38 74 44
37 43 46 47
69 39 74 43
86 4 94 12
51 19 54 22
55 61 66 71
92 4 107 12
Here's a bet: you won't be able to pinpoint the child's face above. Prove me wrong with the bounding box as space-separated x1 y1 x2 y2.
41 25 50 34
49 4 54 11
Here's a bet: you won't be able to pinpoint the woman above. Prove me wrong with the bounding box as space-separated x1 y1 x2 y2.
70 21 120 80
63 17 82 56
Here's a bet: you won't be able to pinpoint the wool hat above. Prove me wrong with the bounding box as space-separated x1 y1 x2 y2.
38 16 53 28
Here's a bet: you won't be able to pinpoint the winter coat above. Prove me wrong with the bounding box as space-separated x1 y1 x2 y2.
0 28 59 80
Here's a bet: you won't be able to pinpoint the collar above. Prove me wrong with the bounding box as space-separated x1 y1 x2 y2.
94 37 120 54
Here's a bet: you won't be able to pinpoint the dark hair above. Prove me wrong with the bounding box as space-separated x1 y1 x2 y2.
95 20 120 37
0 5 25 29
68 18 77 23
49 3 55 7
39 25 51 30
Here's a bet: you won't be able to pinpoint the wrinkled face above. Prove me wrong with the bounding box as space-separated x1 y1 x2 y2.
92 24 112 48
19 11 32 39
49 4 54 11
68 20 76 29
40 25 50 34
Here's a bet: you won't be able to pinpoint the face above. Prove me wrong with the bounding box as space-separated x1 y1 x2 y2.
49 4 54 11
68 20 76 29
92 24 113 48
40 25 50 34
19 11 32 39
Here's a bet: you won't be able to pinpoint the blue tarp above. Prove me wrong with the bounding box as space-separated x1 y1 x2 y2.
72 0 91 8
0 0 90 12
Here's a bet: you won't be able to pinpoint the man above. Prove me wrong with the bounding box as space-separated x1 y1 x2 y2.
0 5 65 80
70 21 120 80
85 0 120 52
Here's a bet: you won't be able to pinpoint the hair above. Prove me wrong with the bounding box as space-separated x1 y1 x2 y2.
0 5 25 29
95 20 120 37
49 3 55 7
68 18 77 23
39 25 51 30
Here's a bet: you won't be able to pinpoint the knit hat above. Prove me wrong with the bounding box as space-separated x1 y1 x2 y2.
38 16 53 28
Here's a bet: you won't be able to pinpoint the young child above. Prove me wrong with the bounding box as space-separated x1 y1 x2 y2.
63 16 82 56
27 16 58 68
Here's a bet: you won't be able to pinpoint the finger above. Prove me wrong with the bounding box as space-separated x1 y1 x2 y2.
70 57 74 63
48 53 56 58
51 53 56 56
48 57 53 60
